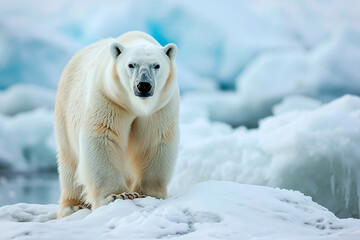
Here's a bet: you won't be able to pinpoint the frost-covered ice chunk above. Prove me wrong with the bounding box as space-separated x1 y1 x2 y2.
237 28 360 101
0 84 55 116
0 22 77 89
172 95 360 218
0 85 56 171
0 181 359 239
0 108 56 172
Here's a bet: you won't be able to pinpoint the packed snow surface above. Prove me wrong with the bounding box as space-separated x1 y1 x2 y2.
1 181 360 240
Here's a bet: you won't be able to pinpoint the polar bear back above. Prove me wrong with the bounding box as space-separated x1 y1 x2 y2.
116 31 161 48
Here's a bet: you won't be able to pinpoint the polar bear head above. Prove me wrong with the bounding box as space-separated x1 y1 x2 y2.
110 40 177 115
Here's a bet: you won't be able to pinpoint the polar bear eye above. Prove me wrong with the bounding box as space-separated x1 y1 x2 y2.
128 63 135 68
154 64 160 69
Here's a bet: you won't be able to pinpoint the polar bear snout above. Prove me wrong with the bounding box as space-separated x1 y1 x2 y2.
135 81 154 97
137 82 152 94
134 70 154 98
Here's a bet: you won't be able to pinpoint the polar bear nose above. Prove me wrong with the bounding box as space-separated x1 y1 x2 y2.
137 82 152 94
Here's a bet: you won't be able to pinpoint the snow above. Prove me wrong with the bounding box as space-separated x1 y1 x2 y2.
238 27 360 101
0 203 57 222
272 95 322 115
173 95 360 219
1 181 360 240
0 85 56 172
183 27 360 126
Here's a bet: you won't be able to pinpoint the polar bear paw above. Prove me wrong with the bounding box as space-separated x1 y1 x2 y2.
107 192 145 202
58 205 87 218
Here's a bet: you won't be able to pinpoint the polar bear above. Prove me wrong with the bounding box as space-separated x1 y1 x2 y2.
55 31 179 218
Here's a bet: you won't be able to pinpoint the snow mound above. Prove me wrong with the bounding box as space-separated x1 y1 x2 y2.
272 95 322 115
0 203 57 222
173 95 360 218
0 181 359 240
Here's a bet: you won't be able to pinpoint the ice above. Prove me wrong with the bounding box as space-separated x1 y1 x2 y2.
0 14 78 89
0 108 56 172
1 0 360 92
171 95 360 218
238 27 360 101
0 181 360 239
176 63 218 93
0 84 56 172
184 27 360 127
0 174 59 206
1 0 359 129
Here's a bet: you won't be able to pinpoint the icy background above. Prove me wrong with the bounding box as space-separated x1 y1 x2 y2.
0 0 360 233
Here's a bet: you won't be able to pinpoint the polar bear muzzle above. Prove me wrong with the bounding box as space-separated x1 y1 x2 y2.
134 69 154 98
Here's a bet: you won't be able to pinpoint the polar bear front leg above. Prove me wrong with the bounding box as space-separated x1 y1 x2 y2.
130 137 178 199
78 129 130 209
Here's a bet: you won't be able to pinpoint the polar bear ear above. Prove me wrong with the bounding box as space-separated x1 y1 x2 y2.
110 42 125 59
164 43 177 61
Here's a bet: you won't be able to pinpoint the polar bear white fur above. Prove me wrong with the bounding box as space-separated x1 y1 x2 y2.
55 31 179 218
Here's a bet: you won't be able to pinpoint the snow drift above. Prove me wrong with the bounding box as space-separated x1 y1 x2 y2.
1 181 359 240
